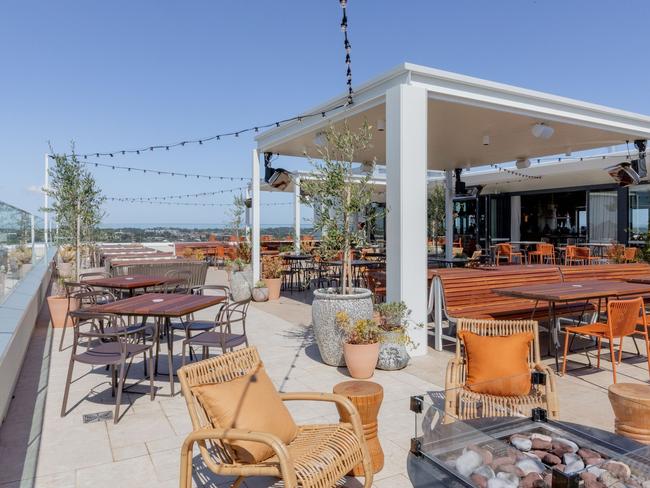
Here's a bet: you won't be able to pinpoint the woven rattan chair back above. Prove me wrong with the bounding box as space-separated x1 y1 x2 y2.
608 298 644 338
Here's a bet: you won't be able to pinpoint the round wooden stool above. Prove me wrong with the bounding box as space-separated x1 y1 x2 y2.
608 383 650 444
333 380 384 475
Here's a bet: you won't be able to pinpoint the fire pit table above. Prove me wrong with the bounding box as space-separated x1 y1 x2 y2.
407 392 650 488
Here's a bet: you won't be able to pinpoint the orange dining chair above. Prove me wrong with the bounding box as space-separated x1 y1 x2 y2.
527 243 556 265
495 243 524 265
561 297 650 383
624 247 638 263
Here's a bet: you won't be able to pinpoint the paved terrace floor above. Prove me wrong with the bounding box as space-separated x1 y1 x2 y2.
1 268 650 488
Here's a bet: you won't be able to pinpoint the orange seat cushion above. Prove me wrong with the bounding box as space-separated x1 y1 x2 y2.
458 331 534 397
192 366 298 463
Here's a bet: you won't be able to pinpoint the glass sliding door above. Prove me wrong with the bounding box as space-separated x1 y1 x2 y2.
588 190 618 243
629 184 650 244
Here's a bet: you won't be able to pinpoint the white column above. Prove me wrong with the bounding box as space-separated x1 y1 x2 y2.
44 154 49 246
510 195 521 242
386 83 428 356
293 177 301 253
445 170 454 260
251 149 261 284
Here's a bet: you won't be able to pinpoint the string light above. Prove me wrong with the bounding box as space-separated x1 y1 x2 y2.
82 160 250 181
57 102 348 159
340 0 353 104
489 164 542 180
105 199 293 207
107 187 247 203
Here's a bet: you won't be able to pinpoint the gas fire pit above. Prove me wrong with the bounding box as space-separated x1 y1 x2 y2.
408 394 650 488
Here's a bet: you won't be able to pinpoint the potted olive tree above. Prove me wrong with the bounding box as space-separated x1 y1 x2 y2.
336 311 382 379
261 255 283 300
374 301 422 370
301 122 378 367
44 149 104 328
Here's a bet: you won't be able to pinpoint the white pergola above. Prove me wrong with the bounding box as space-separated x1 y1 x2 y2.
251 63 650 356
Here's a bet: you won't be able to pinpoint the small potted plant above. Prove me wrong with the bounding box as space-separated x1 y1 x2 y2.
262 255 283 300
336 311 383 379
374 301 422 370
252 280 269 302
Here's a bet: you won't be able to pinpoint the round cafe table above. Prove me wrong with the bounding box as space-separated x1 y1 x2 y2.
333 380 384 476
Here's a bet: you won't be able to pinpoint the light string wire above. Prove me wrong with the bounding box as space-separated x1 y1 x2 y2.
81 160 250 181
105 199 292 207
56 101 347 160
489 163 542 180
107 186 248 202
340 0 353 104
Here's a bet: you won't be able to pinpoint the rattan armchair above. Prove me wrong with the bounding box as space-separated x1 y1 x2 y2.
178 347 373 488
444 318 559 422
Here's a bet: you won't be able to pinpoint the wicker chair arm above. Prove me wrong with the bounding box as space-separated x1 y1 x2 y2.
279 392 365 440
533 363 560 419
180 428 297 487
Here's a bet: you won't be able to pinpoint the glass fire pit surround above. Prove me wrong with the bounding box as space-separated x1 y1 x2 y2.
408 380 650 488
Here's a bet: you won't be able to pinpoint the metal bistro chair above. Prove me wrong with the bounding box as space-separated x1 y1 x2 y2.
181 298 251 367
61 312 157 423
162 269 193 294
79 271 111 281
169 285 230 362
58 281 93 351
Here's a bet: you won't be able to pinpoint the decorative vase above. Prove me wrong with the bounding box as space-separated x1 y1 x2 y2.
252 287 269 302
230 270 252 301
312 287 373 367
266 278 282 300
377 329 410 370
343 342 380 379
47 295 77 328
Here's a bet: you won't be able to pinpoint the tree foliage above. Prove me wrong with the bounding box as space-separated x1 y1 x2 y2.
300 122 377 294
428 183 446 239
44 148 105 246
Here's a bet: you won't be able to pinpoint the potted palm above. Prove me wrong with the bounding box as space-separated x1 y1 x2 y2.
301 122 379 367
374 301 422 370
336 311 382 379
252 280 269 302
261 255 283 300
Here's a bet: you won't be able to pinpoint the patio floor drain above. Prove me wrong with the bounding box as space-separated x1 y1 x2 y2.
83 411 113 423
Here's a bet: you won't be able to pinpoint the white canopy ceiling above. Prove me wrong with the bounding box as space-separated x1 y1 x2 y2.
256 63 650 171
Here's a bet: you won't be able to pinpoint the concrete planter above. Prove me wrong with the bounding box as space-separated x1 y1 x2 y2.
343 342 380 379
252 287 269 302
377 329 410 370
230 269 252 302
312 287 373 367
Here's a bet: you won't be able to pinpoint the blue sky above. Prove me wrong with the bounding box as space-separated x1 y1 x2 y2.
2 1 649 226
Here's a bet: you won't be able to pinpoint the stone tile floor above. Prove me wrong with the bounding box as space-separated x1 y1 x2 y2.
1 268 649 487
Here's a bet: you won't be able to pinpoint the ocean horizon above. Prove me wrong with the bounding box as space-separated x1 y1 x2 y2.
99 223 310 229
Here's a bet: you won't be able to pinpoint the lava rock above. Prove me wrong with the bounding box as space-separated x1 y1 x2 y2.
492 455 517 468
530 433 552 443
510 434 532 451
542 452 562 466
551 437 579 453
520 472 544 488
516 457 545 475
603 460 631 481
471 473 488 488
531 438 552 451
564 459 585 475
455 449 483 478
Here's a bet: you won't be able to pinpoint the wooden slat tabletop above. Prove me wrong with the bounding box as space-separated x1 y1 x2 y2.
89 293 225 317
82 274 178 290
627 276 650 285
494 280 650 302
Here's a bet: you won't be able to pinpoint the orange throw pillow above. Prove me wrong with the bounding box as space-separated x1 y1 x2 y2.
458 331 533 396
192 366 298 463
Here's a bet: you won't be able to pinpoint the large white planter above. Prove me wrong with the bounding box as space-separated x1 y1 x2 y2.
311 288 373 367
231 269 253 302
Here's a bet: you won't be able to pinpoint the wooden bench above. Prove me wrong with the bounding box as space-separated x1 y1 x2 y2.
559 263 650 282
434 266 594 323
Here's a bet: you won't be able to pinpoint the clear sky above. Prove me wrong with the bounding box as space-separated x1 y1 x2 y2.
2 1 649 226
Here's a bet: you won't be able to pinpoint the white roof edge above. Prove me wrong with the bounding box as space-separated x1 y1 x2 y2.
255 62 650 149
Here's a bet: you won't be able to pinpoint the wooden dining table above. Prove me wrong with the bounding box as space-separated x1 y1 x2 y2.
89 293 226 395
494 280 650 369
82 274 181 296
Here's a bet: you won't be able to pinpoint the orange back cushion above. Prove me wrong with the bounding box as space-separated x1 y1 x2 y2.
192 366 298 463
458 331 533 397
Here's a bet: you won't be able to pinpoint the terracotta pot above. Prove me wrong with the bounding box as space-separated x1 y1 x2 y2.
266 278 282 300
343 342 380 379
47 295 77 328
